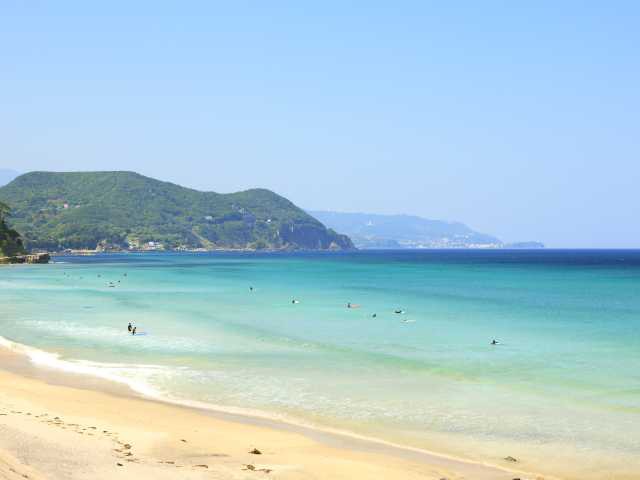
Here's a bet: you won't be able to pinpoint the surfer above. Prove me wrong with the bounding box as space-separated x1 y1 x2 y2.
491 339 499 345
372 313 377 318
292 299 299 304
347 302 352 308
250 286 254 292
127 322 132 333
394 309 405 314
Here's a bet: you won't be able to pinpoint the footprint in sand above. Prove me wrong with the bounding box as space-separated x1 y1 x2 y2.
243 464 273 474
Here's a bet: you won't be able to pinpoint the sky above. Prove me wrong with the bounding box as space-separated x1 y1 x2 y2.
1 2 638 247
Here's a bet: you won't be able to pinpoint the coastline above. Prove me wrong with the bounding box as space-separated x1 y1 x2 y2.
0 253 50 264
0 340 532 480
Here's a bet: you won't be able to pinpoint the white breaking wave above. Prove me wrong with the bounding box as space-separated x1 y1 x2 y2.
0 335 294 422
0 335 168 398
0 335 554 479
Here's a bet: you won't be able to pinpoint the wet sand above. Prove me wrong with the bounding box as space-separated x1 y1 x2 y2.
0 347 541 480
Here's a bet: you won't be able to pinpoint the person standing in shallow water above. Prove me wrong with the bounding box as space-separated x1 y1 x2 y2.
132 326 137 336
128 322 132 333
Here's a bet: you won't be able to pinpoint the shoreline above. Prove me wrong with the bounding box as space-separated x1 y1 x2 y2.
0 253 50 264
0 338 534 480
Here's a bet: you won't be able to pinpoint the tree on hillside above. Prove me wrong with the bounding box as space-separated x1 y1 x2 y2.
0 201 26 257
0 201 10 221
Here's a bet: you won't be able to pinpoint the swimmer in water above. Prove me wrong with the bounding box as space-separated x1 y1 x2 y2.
372 313 377 318
491 339 499 345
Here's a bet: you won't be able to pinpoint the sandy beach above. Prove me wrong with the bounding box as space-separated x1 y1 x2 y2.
0 347 533 480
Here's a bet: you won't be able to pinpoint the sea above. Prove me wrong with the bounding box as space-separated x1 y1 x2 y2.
1 250 639 479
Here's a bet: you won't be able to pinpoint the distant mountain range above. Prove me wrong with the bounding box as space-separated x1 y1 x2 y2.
0 169 542 251
310 211 543 249
0 171 354 252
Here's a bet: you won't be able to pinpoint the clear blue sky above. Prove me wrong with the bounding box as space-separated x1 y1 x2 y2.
1 2 638 247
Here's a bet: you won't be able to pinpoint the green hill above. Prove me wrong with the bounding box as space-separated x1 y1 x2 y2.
0 172 354 252
0 201 26 257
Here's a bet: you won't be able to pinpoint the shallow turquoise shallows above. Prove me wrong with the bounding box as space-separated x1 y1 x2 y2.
1 251 639 477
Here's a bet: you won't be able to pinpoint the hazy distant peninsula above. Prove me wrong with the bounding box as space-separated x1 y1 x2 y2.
0 172 354 252
503 241 545 249
310 210 543 249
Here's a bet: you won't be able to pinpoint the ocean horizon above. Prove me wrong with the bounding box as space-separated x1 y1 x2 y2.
2 250 639 479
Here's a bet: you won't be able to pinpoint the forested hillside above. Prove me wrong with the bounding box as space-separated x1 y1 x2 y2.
0 172 353 251
0 201 26 257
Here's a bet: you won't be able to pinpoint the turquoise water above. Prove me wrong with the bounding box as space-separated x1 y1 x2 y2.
1 251 639 478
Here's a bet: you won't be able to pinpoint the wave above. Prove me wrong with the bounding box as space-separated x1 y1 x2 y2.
0 335 529 479
0 335 313 425
0 335 166 399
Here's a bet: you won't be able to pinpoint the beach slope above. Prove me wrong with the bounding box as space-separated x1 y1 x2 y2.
0 350 525 480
